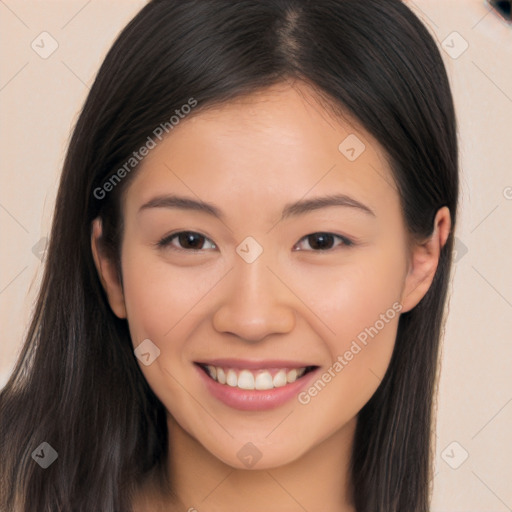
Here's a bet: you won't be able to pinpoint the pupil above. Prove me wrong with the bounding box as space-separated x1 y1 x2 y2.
310 233 333 250
180 232 203 249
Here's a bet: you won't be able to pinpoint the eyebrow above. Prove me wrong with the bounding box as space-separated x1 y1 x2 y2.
138 193 376 220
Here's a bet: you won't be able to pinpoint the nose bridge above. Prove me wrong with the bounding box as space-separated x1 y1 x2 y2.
212 244 296 341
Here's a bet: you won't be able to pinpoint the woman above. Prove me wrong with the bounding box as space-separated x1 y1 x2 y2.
0 0 458 510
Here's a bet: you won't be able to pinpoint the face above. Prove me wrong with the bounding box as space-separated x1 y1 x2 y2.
92 82 444 470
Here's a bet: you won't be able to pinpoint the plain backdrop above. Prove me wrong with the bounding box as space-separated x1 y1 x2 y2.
1 1 511 510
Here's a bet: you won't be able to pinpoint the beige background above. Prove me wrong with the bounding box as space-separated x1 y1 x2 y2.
1 1 511 510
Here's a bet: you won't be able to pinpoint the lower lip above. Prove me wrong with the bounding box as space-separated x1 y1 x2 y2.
195 364 319 411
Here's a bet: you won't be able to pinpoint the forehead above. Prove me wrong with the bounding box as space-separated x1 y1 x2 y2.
123 82 399 220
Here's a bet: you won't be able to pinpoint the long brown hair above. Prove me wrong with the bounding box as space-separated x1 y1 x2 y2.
0 1 458 510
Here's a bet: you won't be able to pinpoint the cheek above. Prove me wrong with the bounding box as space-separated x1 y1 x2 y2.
291 272 402 440
289 249 405 403
119 248 218 424
120 246 220 344
290 246 405 341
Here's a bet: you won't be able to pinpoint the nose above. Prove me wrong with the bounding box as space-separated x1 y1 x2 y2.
212 256 296 343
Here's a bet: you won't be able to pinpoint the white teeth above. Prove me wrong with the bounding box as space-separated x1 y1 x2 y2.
202 364 311 389
207 365 217 380
254 372 274 390
217 367 226 384
226 369 238 387
237 370 255 390
287 369 298 383
272 370 287 388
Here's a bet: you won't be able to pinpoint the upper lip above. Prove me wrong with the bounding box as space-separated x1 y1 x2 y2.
194 358 318 370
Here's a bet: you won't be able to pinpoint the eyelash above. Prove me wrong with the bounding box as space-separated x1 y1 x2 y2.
155 231 354 252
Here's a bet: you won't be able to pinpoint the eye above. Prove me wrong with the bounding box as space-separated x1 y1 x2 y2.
293 232 353 251
156 231 217 251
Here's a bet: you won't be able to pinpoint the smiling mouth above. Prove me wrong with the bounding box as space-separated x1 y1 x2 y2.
195 363 318 391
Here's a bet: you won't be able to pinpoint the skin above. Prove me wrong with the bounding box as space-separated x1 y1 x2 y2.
91 81 450 512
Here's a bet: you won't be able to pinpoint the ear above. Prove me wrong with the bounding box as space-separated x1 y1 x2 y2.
400 206 451 313
91 217 127 319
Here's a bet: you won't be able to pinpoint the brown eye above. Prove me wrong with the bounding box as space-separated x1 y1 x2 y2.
157 231 217 251
294 232 353 251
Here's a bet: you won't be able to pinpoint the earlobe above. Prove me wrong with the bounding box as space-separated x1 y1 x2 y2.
400 206 451 313
90 217 127 319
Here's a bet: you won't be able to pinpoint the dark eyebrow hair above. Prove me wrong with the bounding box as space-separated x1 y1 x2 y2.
137 193 376 220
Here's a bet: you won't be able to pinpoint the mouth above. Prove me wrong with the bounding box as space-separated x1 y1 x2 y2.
194 359 321 411
194 362 318 391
